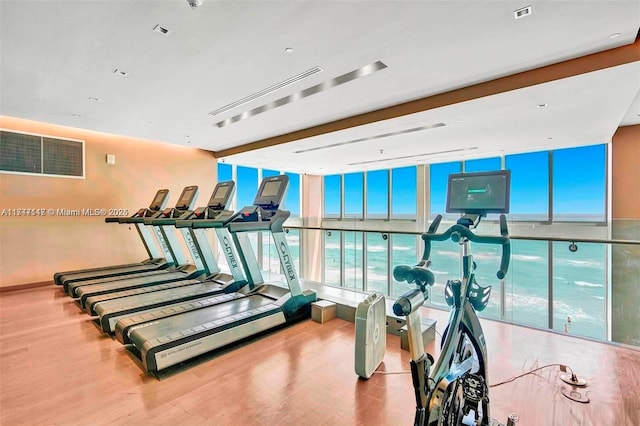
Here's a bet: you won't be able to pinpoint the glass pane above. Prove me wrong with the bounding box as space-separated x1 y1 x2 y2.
217 163 232 182
286 229 300 276
611 236 640 346
365 232 389 294
261 232 279 275
553 144 606 222
552 241 606 339
344 231 363 290
430 161 461 218
366 169 388 219
285 172 301 217
503 239 549 329
324 175 341 218
262 168 280 178
237 166 258 209
464 157 501 172
344 172 363 218
390 233 420 298
426 240 460 309
391 166 416 219
470 244 502 320
505 151 549 221
323 230 341 285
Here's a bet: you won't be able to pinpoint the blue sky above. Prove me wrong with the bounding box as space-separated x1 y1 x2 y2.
222 143 606 221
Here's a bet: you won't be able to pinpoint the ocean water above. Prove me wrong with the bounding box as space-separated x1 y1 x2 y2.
324 233 606 340
218 229 606 341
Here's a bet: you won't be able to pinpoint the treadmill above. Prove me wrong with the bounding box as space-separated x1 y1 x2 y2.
54 189 170 289
114 175 316 374
88 181 250 334
67 185 207 306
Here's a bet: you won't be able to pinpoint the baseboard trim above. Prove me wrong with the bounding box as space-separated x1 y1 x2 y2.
0 281 54 293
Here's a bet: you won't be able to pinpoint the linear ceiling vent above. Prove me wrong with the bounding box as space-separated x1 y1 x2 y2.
215 61 388 128
294 123 446 154
210 67 324 116
514 5 532 19
348 147 478 166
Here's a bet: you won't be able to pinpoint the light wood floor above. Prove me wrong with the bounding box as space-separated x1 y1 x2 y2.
1 284 639 426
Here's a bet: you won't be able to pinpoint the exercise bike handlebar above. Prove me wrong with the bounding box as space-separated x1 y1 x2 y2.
421 214 511 280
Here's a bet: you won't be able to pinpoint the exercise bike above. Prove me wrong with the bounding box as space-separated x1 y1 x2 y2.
393 171 511 426
393 170 512 426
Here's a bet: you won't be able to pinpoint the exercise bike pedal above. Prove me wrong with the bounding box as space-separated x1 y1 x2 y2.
461 373 487 403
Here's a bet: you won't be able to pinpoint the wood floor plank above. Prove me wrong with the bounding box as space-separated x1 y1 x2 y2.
1 284 639 425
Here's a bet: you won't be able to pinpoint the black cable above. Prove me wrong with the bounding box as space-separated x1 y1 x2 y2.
489 363 566 387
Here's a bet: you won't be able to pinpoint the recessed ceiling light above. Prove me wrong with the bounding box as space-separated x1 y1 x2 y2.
537 103 547 108
153 24 172 36
514 5 532 19
285 47 294 53
609 33 621 39
113 69 128 77
88 97 100 101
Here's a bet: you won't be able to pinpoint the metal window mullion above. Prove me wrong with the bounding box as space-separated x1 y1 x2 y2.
500 154 506 320
548 151 553 222
340 174 345 219
340 231 345 287
605 242 611 342
231 164 237 212
257 168 264 271
548 240 554 330
363 172 368 219
387 233 393 297
322 231 326 284
362 232 367 292
388 168 393 219
605 142 612 342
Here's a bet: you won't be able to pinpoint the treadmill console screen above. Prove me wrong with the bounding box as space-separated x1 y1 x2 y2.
261 181 281 197
253 175 289 209
149 189 169 211
446 170 510 215
176 186 198 210
208 181 235 209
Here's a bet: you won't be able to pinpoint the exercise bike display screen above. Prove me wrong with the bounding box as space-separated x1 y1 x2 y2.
446 170 510 214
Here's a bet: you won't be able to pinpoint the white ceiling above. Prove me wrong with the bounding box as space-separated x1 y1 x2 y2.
1 0 639 175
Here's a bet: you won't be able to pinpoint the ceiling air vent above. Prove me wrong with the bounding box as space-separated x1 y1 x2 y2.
514 5 532 19
214 61 387 128
348 147 478 166
294 123 446 154
210 67 324 116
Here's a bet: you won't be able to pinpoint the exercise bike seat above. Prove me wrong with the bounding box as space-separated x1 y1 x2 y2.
393 265 435 287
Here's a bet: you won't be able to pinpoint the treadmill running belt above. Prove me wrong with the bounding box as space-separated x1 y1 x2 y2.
128 296 284 372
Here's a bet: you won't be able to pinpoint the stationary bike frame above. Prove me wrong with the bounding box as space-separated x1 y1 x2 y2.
394 214 510 426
